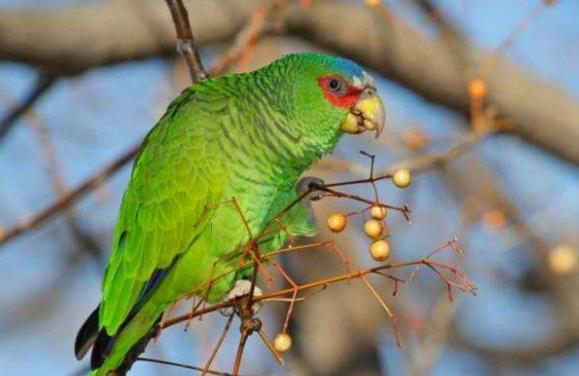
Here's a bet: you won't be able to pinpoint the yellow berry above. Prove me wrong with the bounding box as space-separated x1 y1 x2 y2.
370 240 391 261
548 245 577 276
364 219 383 239
468 79 487 100
274 332 292 352
327 213 347 233
393 169 412 188
370 205 387 220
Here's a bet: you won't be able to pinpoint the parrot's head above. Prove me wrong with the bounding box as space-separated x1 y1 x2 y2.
279 53 385 146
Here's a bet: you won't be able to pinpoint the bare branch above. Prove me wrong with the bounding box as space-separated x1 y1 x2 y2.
137 357 236 376
0 72 56 142
164 0 207 82
209 1 281 76
160 252 476 331
0 143 138 248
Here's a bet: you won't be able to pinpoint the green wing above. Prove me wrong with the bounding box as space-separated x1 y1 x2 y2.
99 88 226 334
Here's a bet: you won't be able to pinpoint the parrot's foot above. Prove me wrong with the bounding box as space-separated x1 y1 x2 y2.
219 280 263 316
297 176 326 201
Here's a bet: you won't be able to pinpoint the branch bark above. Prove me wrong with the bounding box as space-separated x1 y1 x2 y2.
1 1 578 165
164 0 207 82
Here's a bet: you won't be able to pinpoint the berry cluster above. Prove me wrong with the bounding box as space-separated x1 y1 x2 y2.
326 168 412 263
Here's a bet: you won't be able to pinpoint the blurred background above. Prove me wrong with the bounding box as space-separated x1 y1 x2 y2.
1 0 579 375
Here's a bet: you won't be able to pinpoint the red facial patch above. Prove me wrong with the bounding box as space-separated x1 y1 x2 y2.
318 76 362 108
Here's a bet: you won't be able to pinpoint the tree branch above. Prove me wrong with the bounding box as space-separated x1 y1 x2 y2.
0 72 56 142
0 143 138 247
164 0 207 82
0 1 577 166
1 1 578 165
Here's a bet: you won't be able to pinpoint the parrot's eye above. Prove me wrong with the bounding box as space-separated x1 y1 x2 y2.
327 78 346 96
318 75 360 107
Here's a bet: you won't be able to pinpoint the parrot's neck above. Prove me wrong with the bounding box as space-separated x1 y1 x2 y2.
217 73 342 190
204 65 344 233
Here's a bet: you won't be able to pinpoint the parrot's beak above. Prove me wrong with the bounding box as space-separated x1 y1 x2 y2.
340 88 385 139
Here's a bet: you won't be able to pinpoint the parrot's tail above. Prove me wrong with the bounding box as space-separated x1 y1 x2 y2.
74 306 100 361
74 302 164 376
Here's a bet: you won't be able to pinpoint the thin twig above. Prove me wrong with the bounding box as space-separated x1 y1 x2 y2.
361 273 401 347
480 1 548 80
138 356 235 376
209 1 280 75
319 186 411 221
28 102 102 257
0 72 57 142
411 0 469 62
257 329 284 366
0 84 102 257
201 314 235 376
0 143 139 247
164 0 207 82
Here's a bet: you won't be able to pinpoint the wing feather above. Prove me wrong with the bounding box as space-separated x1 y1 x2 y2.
99 88 226 334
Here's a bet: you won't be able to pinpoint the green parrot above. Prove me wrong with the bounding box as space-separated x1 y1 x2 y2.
74 52 385 375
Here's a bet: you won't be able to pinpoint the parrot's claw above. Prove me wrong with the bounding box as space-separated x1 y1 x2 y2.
297 176 326 201
219 280 263 316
